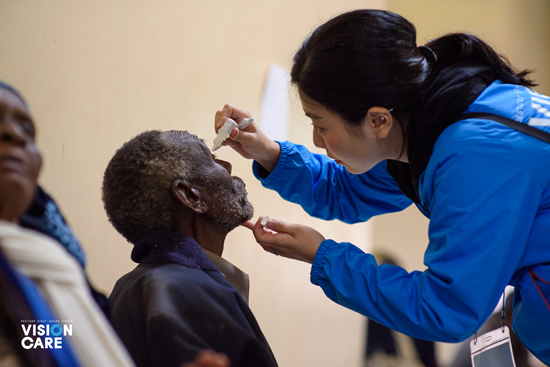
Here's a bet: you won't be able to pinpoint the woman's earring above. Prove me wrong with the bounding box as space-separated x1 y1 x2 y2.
380 116 386 122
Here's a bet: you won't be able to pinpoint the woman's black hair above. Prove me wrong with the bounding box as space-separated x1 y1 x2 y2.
425 33 535 87
291 9 536 128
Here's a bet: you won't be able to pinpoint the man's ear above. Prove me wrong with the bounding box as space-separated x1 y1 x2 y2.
365 107 393 139
171 179 208 214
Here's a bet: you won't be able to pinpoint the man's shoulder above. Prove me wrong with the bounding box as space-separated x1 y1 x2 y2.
109 262 249 319
109 262 240 305
111 263 214 295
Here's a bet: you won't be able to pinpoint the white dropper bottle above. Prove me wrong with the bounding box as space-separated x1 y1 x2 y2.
212 118 237 151
212 117 254 151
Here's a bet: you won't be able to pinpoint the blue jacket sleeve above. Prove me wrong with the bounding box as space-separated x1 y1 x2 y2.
310 122 542 342
252 141 412 223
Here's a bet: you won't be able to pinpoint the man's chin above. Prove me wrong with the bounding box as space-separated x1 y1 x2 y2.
213 208 254 235
237 209 254 228
239 197 254 220
230 206 254 233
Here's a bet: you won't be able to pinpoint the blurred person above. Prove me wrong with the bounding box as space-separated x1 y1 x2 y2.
214 8 550 365
102 130 278 367
0 80 134 366
364 253 438 367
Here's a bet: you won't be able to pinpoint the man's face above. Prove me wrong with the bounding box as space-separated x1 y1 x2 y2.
161 130 254 233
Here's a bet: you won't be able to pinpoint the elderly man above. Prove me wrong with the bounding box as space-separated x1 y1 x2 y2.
102 130 278 367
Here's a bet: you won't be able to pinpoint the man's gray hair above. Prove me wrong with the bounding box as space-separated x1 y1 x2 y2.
102 130 201 244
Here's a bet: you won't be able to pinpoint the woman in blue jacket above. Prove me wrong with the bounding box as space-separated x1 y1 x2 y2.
214 9 550 364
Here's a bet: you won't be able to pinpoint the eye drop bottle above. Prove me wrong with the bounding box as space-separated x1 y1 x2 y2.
212 117 254 151
212 118 238 151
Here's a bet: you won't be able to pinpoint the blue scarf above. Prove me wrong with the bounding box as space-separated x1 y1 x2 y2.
20 186 87 268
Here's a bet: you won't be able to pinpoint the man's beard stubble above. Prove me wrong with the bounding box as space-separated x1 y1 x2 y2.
207 176 254 234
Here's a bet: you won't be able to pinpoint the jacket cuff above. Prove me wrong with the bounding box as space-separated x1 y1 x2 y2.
310 239 334 286
252 141 288 183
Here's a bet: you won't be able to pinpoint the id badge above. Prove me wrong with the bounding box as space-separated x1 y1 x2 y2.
470 326 516 367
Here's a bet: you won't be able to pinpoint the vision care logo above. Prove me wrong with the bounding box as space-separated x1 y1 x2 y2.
20 319 73 349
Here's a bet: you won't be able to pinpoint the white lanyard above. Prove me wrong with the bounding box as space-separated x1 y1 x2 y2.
470 291 516 367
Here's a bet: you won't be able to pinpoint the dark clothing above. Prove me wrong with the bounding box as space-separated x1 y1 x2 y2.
20 185 86 267
20 185 109 315
109 232 278 367
366 319 438 367
0 248 81 367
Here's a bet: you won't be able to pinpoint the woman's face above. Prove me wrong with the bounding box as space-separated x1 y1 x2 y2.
300 92 390 174
0 88 42 222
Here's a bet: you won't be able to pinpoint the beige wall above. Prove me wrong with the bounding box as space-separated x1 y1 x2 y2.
1 1 549 366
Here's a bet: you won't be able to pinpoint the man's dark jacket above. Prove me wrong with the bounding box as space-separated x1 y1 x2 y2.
108 231 278 367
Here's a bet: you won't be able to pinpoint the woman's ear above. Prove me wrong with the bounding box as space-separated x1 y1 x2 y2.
365 107 393 139
171 179 208 214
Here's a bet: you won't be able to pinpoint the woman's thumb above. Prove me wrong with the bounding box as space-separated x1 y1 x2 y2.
230 127 240 140
264 218 290 233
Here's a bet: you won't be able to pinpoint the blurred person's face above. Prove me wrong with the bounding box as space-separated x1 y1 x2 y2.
0 88 42 222
161 130 253 234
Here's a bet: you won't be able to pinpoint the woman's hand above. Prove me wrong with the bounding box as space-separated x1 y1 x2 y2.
214 104 281 173
241 217 325 264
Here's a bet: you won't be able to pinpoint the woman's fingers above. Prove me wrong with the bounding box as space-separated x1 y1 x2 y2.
241 216 324 263
263 217 290 233
251 216 324 263
214 104 281 171
230 127 240 140
260 244 280 256
214 104 264 158
214 103 252 132
240 219 255 230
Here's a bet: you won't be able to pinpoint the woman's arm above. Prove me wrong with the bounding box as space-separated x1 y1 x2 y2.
254 141 412 223
214 104 411 222
311 125 541 342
